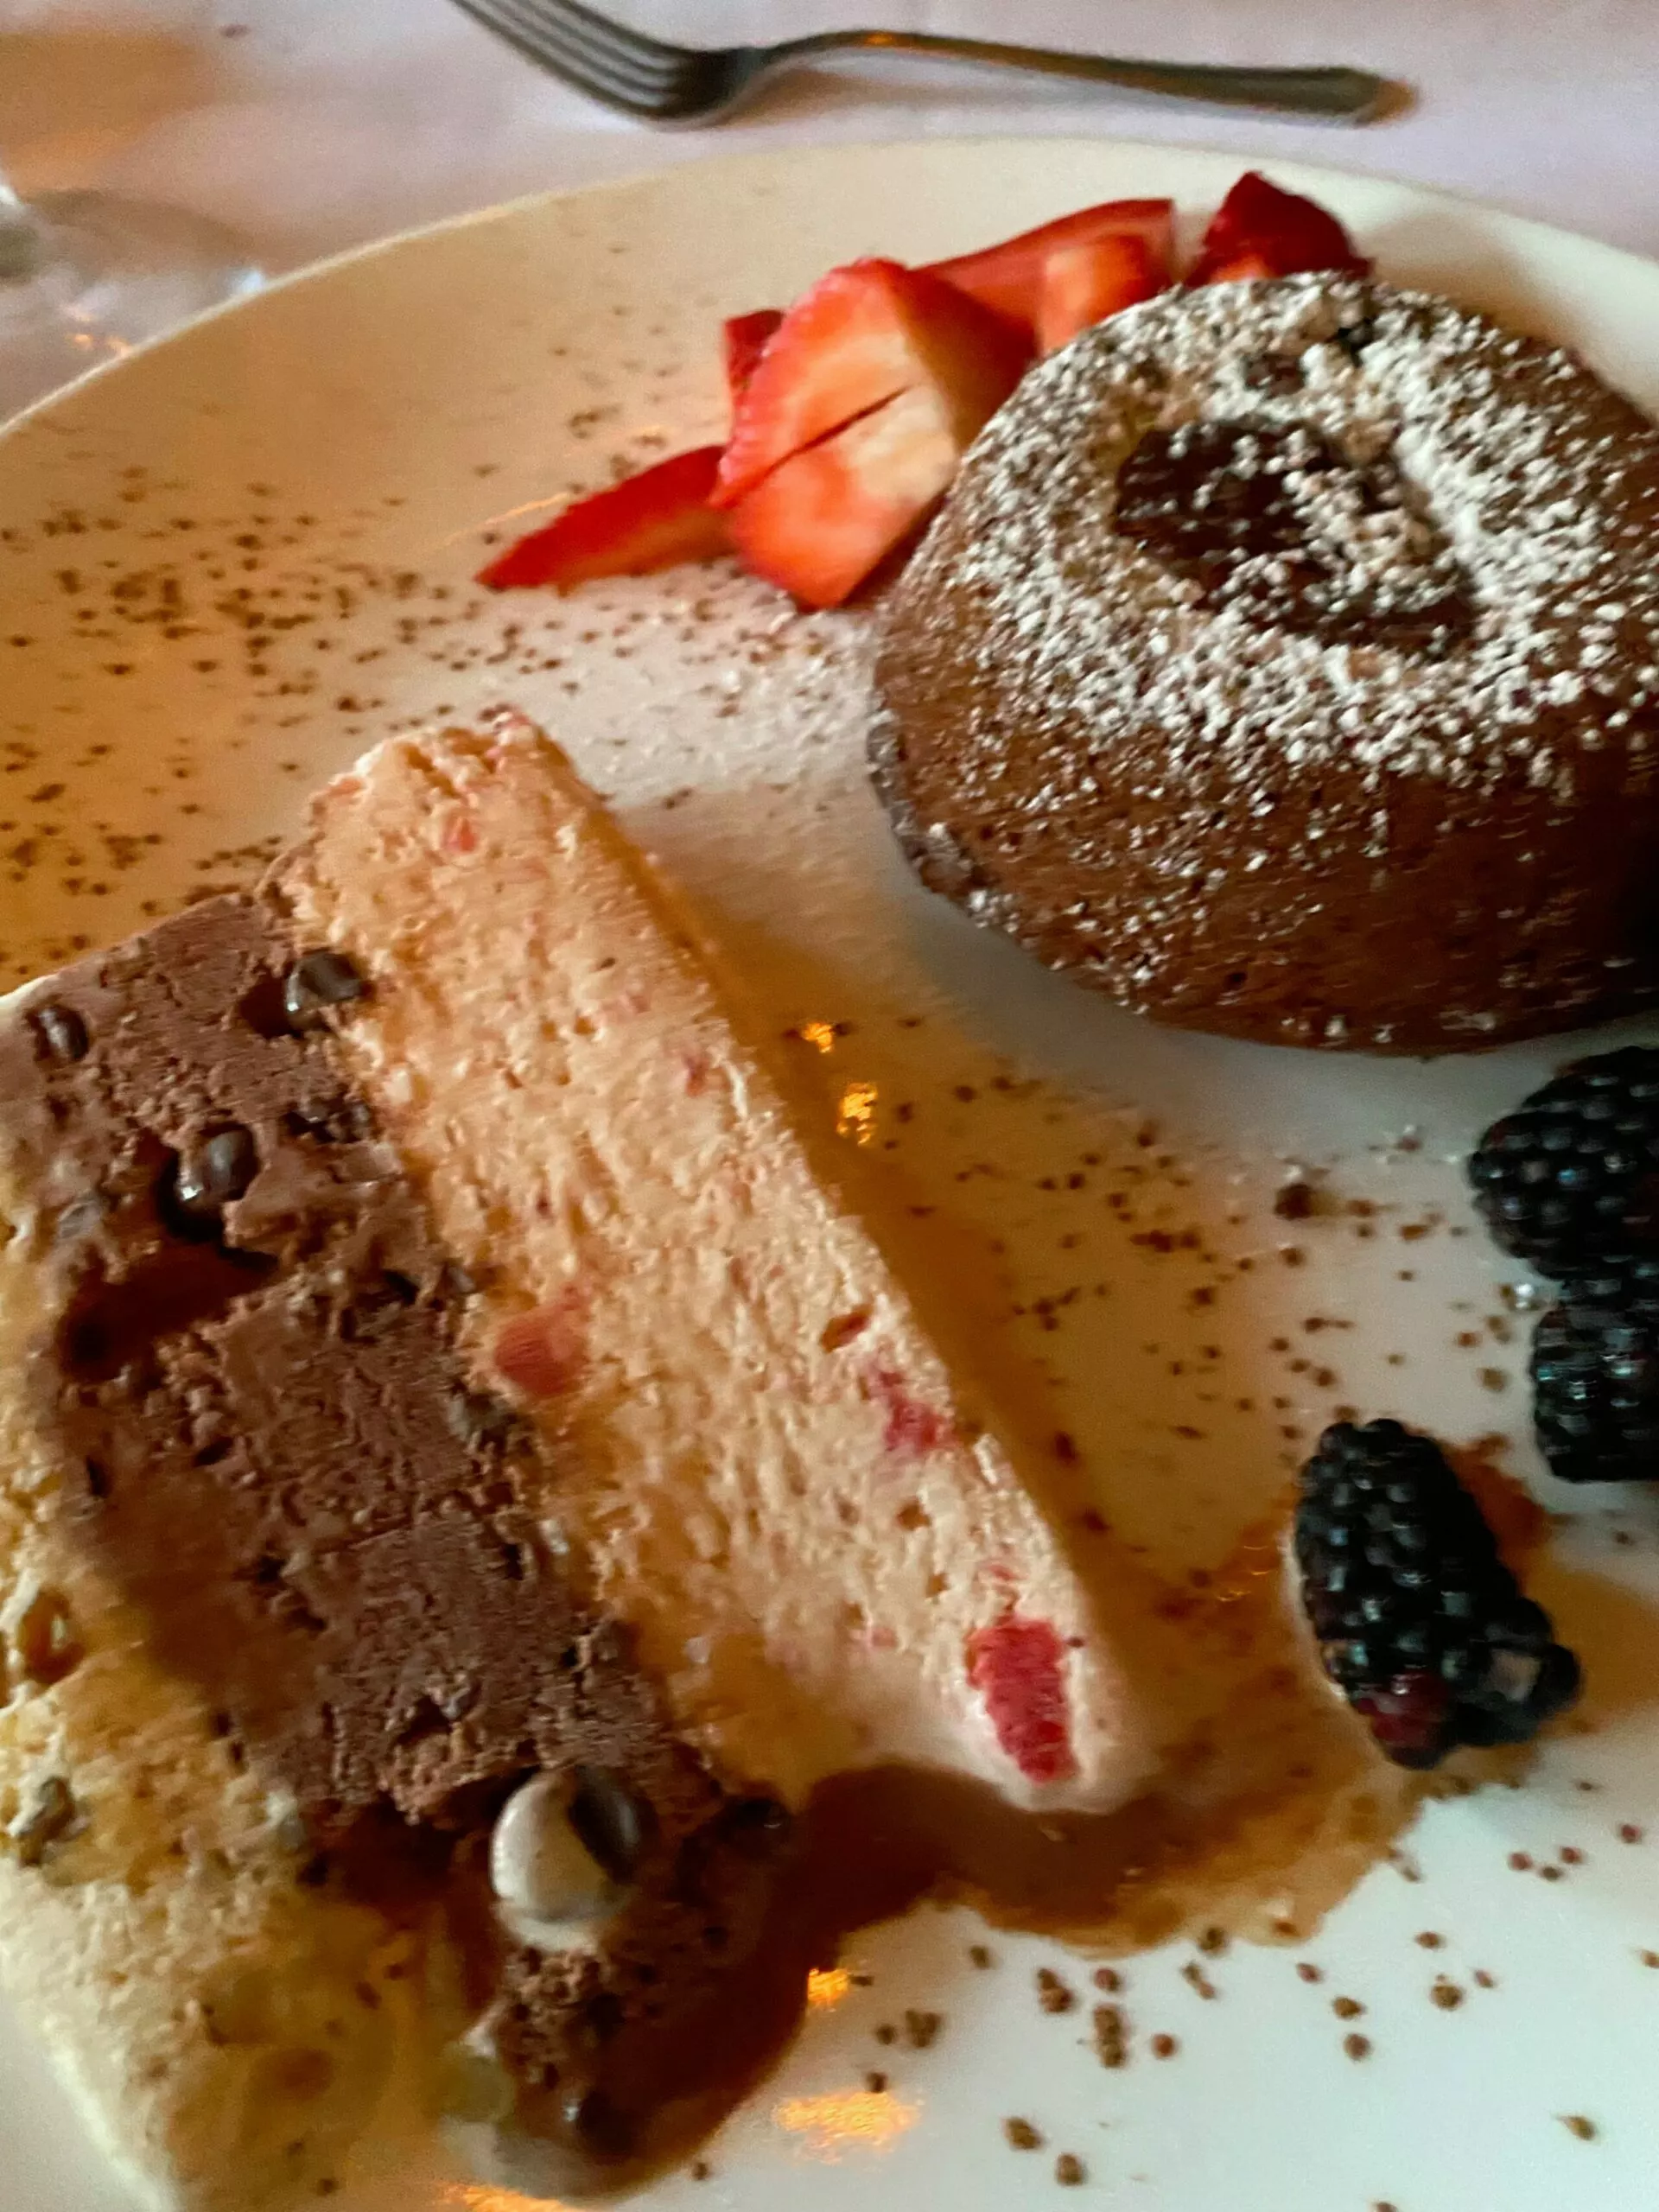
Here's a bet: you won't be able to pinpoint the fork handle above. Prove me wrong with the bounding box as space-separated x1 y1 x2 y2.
766 31 1393 123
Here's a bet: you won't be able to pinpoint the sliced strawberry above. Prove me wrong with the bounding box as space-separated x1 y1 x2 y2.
926 197 1173 341
722 308 783 406
1035 230 1165 353
1197 251 1281 285
713 258 1030 509
478 445 728 591
727 385 959 609
727 294 1027 611
1188 170 1371 286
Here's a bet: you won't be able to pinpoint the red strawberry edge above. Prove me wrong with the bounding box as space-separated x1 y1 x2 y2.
723 308 784 406
926 196 1175 340
477 443 728 592
1035 230 1166 354
1187 170 1371 286
966 1615 1077 1785
712 257 1032 511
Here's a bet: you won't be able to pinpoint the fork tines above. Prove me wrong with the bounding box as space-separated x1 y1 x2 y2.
453 0 697 117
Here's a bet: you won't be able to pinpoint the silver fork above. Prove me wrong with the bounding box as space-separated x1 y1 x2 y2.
452 0 1395 125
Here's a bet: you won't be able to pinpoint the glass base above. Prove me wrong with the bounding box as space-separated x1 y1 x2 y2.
0 190 264 419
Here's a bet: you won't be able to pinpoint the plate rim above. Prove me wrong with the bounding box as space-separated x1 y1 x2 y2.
8 128 1659 448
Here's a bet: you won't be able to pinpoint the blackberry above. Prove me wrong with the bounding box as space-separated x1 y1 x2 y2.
1554 1251 1659 1310
1532 1300 1659 1484
1468 1046 1659 1277
1294 1420 1580 1769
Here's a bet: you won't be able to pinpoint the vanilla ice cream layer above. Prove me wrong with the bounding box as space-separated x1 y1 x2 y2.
276 715 1166 1814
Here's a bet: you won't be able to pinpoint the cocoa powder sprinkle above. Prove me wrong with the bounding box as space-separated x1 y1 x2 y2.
1092 2005 1127 2069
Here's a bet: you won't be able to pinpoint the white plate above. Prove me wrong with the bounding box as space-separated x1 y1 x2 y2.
3 137 1659 2212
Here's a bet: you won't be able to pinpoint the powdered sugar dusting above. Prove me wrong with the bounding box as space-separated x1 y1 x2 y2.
871 275 1659 1050
940 276 1658 785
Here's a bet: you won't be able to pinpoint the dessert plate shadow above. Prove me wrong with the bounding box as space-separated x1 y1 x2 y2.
3 137 1659 2212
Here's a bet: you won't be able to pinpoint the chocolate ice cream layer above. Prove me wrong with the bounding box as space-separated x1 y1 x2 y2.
0 890 789 2177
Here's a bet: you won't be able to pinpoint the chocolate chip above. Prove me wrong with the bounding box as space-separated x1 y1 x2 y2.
12 1776 79 1866
716 1794 792 1855
29 1002 88 1064
170 1126 258 1221
566 1767 653 1885
236 971 292 1039
283 949 366 1030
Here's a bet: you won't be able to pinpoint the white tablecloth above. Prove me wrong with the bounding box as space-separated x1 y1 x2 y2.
0 0 1655 277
